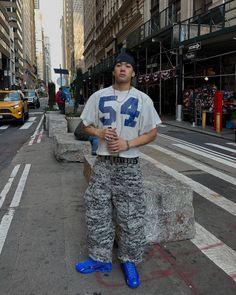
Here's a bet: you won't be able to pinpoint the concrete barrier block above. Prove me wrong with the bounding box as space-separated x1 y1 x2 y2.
48 114 68 138
83 155 195 244
83 155 95 182
45 111 60 131
54 134 91 162
66 117 82 133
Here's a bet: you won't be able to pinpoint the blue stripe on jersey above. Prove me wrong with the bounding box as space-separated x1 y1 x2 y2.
99 95 140 127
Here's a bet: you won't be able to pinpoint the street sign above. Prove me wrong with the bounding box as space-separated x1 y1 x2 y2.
54 68 69 75
187 42 201 52
56 77 66 86
184 52 196 60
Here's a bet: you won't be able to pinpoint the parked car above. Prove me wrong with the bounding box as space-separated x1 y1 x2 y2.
22 89 40 108
0 90 29 124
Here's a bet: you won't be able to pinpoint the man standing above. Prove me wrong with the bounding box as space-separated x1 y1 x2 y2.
75 52 161 288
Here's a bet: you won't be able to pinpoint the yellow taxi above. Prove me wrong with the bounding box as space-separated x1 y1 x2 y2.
0 90 29 124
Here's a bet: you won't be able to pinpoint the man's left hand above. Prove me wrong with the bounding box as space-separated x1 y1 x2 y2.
107 138 128 153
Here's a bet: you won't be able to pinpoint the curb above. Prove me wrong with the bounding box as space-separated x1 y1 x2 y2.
163 121 235 142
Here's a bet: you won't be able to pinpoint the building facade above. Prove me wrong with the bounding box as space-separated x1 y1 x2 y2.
0 0 24 87
34 7 45 83
44 35 51 85
83 0 150 71
83 0 150 96
62 0 74 83
34 0 39 9
83 0 236 127
22 0 37 88
129 0 236 120
83 0 96 71
73 0 84 71
0 2 11 89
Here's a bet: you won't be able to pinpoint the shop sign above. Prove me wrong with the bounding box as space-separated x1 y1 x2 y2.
187 42 201 52
185 52 196 60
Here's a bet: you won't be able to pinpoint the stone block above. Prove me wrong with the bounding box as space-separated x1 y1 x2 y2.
142 159 195 244
66 117 81 133
45 111 60 131
83 155 96 182
83 155 195 244
48 114 68 138
54 133 91 162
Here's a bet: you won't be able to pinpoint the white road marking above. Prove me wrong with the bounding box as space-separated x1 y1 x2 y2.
227 142 236 147
0 164 31 255
0 209 14 255
159 133 236 162
0 125 9 130
36 126 44 143
10 164 31 208
19 122 34 129
148 144 236 186
174 144 236 169
28 116 37 122
0 165 21 209
140 153 236 216
30 111 43 115
205 143 236 153
159 124 167 127
28 115 44 146
192 223 236 282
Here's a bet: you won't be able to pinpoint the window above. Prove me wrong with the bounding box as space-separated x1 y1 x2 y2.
193 0 213 16
168 0 181 23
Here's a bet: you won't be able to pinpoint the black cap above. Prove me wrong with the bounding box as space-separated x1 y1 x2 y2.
114 52 136 70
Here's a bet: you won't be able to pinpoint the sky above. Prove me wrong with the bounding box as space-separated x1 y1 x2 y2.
39 0 63 84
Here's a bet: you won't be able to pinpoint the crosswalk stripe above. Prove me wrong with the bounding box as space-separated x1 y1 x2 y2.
28 116 37 122
159 133 236 161
174 144 236 169
30 111 43 115
148 144 236 186
140 153 236 216
19 122 34 130
192 223 236 281
0 125 9 130
227 142 236 147
205 143 236 153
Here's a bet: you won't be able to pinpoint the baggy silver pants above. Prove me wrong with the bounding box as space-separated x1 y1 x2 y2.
84 158 145 264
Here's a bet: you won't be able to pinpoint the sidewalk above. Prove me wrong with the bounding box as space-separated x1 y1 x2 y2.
162 116 236 142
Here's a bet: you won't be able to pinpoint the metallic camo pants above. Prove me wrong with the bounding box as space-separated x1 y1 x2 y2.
84 158 145 264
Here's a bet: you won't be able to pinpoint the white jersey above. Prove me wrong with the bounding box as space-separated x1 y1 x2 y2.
81 86 161 158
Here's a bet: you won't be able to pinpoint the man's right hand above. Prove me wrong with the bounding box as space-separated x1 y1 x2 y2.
97 127 117 141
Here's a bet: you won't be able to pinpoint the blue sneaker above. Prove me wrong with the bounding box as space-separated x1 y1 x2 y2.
121 262 140 288
75 258 112 274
